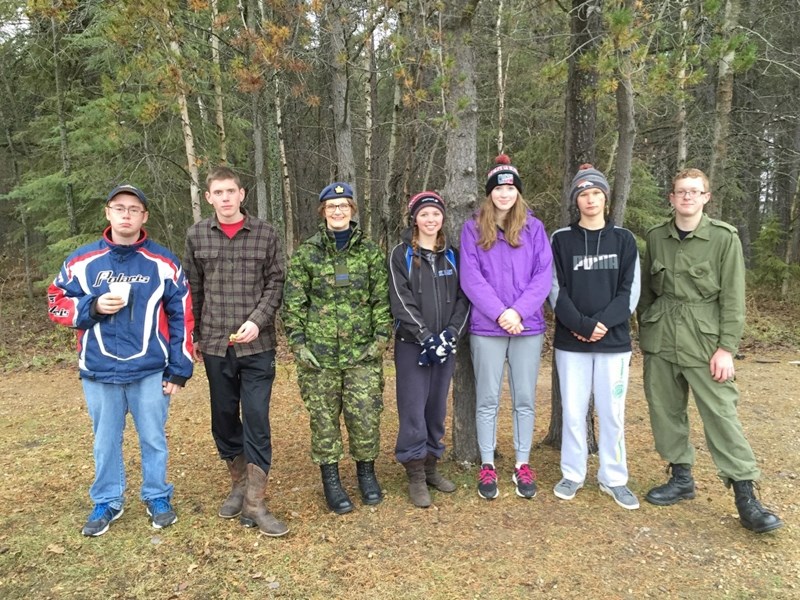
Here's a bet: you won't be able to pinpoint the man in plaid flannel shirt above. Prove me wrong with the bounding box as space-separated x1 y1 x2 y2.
184 166 288 538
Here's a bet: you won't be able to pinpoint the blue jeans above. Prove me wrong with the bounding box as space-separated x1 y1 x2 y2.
82 372 173 508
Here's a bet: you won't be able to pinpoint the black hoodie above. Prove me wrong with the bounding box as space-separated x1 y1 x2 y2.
549 220 641 353
388 227 470 344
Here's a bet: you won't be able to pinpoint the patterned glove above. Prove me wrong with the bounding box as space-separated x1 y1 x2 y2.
357 339 388 363
418 335 439 367
436 329 457 359
295 345 321 369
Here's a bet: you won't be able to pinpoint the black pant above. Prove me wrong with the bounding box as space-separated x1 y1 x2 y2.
203 347 276 472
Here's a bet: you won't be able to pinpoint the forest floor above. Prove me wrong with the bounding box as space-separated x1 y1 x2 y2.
0 342 799 599
1 277 799 600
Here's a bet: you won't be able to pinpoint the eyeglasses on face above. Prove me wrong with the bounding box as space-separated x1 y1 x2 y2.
324 202 351 214
108 205 146 215
672 189 708 198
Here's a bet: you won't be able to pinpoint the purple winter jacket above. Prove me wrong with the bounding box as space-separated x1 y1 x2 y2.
459 212 553 336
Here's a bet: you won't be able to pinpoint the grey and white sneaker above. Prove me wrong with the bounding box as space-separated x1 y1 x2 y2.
599 483 640 510
553 478 584 500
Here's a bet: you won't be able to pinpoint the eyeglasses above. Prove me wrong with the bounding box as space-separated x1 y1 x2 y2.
324 202 351 214
108 205 146 216
672 189 708 198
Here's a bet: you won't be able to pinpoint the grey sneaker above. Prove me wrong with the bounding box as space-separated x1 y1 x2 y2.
553 478 584 500
599 483 640 510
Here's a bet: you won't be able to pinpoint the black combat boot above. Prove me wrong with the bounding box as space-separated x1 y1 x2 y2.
732 480 784 533
320 463 354 515
356 460 384 505
645 463 696 506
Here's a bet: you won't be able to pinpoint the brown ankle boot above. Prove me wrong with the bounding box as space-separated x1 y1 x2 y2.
240 464 289 537
403 458 431 508
218 454 247 518
424 455 456 493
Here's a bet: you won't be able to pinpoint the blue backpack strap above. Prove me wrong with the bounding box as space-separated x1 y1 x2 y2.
405 246 414 274
445 248 456 272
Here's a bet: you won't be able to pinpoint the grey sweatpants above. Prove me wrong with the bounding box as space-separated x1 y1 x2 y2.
470 334 544 465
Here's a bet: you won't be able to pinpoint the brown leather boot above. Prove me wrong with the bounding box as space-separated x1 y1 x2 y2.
240 464 289 537
218 454 247 518
424 455 456 493
403 458 431 508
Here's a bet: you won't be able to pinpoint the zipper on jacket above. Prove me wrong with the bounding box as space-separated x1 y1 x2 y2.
427 253 443 333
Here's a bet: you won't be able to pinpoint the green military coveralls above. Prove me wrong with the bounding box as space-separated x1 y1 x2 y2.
282 222 392 465
639 213 760 484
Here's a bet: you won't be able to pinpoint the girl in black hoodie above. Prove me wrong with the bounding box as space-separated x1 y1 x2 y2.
388 191 470 508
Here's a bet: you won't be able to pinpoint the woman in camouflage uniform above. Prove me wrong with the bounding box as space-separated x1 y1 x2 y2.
283 182 392 515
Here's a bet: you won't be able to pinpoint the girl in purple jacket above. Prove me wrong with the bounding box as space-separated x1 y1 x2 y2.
460 155 553 500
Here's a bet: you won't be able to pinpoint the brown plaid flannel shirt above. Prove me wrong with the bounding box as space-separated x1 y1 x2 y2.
184 211 285 357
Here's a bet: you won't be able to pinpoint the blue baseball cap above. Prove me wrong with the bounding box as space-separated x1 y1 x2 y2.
106 184 148 208
319 182 354 203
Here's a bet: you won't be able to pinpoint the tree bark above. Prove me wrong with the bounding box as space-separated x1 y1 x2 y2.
441 0 481 465
560 0 601 227
707 0 740 220
782 117 800 298
546 0 602 449
328 1 357 197
610 1 637 228
51 16 77 236
245 0 268 218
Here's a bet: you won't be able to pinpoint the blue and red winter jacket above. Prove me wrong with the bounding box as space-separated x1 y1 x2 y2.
47 227 194 385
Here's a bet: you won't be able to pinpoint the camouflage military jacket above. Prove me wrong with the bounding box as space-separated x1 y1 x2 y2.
638 213 745 367
282 221 392 369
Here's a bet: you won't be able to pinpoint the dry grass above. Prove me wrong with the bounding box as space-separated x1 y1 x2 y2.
1 347 799 599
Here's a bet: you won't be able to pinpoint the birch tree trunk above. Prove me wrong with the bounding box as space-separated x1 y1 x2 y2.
210 0 228 163
676 0 690 169
362 10 376 238
266 76 284 235
707 0 740 220
495 0 505 154
165 11 202 223
275 78 295 253
441 0 481 465
51 16 77 236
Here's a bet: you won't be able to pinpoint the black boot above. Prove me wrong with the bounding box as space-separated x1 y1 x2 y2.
732 480 784 533
320 463 354 515
645 463 696 506
356 460 384 505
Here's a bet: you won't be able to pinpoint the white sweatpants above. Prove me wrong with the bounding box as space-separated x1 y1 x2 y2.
554 349 631 487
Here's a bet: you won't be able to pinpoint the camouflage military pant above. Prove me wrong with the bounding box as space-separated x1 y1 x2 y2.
297 360 384 464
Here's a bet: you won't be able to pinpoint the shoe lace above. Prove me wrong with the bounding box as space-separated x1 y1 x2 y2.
515 464 536 485
89 502 110 521
149 497 172 515
478 465 497 485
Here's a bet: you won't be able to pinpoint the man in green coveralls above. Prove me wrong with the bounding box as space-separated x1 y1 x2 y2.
639 168 783 534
